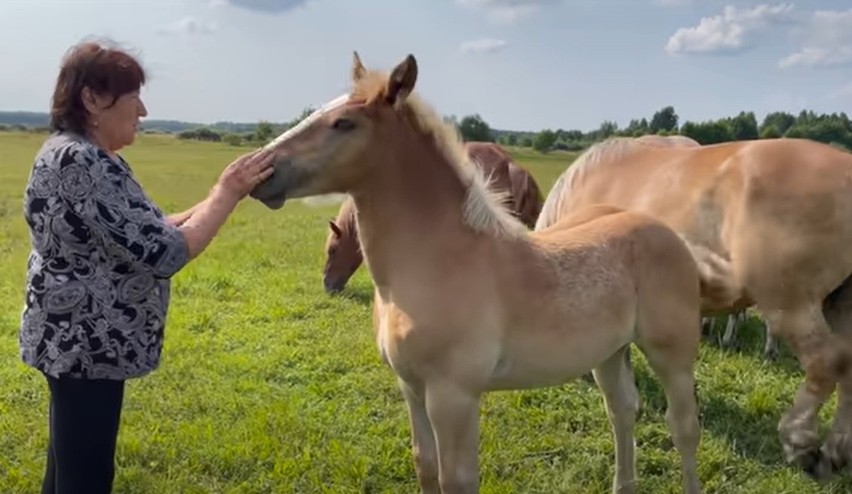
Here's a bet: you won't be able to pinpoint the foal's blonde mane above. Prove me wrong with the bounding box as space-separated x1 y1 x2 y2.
353 70 527 238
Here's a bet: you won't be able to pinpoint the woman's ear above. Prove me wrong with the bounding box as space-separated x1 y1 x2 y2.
80 86 102 118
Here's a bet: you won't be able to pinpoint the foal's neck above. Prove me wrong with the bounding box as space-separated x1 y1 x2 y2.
349 130 474 287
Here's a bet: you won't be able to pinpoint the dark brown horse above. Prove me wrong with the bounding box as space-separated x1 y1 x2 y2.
322 141 543 293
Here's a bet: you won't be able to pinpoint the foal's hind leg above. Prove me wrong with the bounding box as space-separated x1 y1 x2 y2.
637 318 702 494
593 345 640 494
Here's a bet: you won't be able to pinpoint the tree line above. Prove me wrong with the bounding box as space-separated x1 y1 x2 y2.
3 106 849 154
452 107 852 153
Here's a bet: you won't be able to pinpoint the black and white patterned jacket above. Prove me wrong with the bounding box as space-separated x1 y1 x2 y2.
19 132 190 380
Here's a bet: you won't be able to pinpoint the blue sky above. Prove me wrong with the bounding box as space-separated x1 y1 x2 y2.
0 0 850 132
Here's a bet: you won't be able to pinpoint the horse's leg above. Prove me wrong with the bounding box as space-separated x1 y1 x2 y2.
762 305 842 478
762 319 779 361
700 317 714 335
399 379 440 494
722 313 738 347
424 381 481 494
592 345 640 494
819 283 852 473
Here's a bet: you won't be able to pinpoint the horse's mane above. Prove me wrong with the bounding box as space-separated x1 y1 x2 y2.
335 195 358 234
534 137 640 231
353 70 527 238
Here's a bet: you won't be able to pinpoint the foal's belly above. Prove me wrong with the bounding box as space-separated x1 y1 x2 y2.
484 322 634 391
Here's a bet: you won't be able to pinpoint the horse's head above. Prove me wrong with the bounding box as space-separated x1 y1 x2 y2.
322 198 362 294
249 51 419 208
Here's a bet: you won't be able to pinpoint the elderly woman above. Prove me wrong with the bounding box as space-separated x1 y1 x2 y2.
20 41 275 494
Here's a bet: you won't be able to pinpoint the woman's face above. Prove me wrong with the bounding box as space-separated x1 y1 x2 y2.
84 88 148 151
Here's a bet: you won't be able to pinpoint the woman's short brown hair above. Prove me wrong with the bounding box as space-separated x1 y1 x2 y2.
49 40 146 135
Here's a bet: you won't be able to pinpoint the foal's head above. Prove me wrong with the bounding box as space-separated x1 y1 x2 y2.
249 52 423 208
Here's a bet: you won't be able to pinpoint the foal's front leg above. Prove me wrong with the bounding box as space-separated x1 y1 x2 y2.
425 381 482 494
400 379 440 494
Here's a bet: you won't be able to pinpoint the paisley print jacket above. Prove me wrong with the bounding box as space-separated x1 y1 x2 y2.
19 132 190 380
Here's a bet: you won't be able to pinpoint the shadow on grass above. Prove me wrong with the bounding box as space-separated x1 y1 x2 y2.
701 317 804 378
631 356 786 467
330 285 373 307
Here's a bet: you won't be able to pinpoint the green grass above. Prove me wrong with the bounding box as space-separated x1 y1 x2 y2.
1 131 850 493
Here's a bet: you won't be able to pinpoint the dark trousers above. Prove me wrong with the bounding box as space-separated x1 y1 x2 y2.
41 374 125 494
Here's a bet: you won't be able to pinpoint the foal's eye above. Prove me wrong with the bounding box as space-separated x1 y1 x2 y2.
332 118 356 132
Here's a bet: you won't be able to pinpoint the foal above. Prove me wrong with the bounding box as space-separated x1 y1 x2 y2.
250 52 704 494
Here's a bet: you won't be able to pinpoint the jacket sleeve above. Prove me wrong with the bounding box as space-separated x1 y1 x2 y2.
49 141 190 279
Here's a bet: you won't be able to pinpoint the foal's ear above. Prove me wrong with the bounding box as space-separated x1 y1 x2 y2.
385 54 417 107
329 220 343 238
352 51 366 82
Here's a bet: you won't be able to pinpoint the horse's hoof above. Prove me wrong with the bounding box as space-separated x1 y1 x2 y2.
821 430 852 474
800 449 833 481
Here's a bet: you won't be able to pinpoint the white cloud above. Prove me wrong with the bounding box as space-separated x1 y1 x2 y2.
665 3 796 55
157 17 217 36
225 0 309 14
457 0 561 25
778 9 852 69
459 38 509 54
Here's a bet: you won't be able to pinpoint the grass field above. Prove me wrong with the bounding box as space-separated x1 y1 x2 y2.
1 130 851 493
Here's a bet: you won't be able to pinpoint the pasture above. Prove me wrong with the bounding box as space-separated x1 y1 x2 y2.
0 131 850 493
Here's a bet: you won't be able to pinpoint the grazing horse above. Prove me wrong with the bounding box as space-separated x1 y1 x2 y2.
250 52 705 494
322 141 543 293
535 135 852 478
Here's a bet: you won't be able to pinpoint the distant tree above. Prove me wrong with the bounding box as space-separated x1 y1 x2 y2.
255 121 274 143
598 120 618 139
650 106 679 134
223 133 243 146
680 120 732 144
458 114 494 142
729 111 759 140
760 111 795 136
760 125 782 139
533 129 558 152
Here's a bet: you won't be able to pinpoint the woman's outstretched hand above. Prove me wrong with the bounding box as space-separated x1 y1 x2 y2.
215 148 276 201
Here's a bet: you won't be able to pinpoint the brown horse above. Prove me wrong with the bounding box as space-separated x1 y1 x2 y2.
322 141 543 293
535 135 852 478
250 52 705 493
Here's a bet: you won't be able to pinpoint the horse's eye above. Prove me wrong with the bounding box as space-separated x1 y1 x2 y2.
332 118 356 132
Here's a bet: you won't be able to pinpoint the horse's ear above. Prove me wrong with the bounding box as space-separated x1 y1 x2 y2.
352 51 366 82
329 220 343 238
385 54 417 107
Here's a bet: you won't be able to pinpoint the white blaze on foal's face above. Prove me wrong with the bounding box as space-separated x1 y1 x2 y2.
262 93 350 151
250 92 375 205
